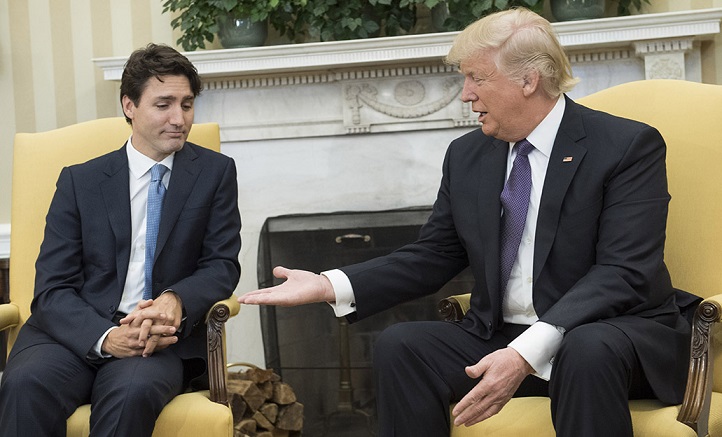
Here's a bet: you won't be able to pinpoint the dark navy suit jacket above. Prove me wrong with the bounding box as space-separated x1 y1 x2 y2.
15 142 241 383
342 97 690 404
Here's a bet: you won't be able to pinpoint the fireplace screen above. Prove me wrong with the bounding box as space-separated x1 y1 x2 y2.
257 207 474 436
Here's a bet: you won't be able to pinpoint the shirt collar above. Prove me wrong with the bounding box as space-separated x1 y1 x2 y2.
126 136 175 180
512 95 566 158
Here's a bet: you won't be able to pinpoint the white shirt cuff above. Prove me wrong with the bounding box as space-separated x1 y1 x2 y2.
507 321 564 381
92 326 117 358
322 269 357 317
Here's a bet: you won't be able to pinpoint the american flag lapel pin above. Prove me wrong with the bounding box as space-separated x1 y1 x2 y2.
562 156 573 163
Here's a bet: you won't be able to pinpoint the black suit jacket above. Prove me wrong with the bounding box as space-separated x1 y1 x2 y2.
341 97 690 404
17 142 241 381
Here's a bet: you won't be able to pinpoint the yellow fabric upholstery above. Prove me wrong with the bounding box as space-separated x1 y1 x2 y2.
449 80 722 436
2 117 232 437
67 391 234 437
450 399 698 437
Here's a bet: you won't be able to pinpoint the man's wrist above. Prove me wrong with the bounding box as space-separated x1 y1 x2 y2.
159 288 186 331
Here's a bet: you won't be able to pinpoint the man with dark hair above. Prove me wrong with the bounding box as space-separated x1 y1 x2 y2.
238 9 691 437
0 43 241 436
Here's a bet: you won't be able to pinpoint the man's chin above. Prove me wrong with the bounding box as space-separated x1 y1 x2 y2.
167 138 186 151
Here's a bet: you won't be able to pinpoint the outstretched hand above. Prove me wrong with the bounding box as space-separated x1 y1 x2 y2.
238 266 336 307
452 347 533 427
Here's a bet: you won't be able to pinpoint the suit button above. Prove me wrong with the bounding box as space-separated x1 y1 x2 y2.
108 305 116 314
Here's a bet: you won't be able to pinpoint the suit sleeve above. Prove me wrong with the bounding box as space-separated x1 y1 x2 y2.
163 157 241 334
31 167 118 358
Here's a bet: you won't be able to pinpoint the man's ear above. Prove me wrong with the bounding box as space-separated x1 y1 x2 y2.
121 95 136 121
521 70 541 97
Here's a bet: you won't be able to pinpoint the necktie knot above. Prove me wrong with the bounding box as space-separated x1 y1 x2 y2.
151 163 168 182
515 139 534 157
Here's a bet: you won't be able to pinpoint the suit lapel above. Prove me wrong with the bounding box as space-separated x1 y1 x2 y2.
477 137 508 298
155 143 201 259
533 97 587 282
100 146 132 290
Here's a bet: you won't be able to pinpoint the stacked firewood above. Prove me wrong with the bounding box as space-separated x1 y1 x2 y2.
228 365 304 437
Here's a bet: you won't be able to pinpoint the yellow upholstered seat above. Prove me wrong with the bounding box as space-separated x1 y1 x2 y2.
0 117 240 437
439 79 722 437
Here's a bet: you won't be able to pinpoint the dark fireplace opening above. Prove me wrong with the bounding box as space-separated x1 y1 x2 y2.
257 207 474 436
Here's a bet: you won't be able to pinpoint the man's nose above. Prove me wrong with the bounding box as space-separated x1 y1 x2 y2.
461 78 478 102
169 106 184 125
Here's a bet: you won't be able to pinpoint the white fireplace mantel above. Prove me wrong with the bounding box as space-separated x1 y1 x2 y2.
94 8 722 143
95 8 722 81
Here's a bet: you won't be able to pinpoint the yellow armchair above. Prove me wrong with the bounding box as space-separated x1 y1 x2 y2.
438 79 722 437
0 117 240 437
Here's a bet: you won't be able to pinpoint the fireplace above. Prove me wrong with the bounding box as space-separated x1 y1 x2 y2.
257 207 474 435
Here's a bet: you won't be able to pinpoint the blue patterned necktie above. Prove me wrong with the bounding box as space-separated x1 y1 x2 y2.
144 163 168 300
499 139 534 292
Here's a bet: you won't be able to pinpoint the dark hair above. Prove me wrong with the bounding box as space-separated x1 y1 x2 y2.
120 43 202 124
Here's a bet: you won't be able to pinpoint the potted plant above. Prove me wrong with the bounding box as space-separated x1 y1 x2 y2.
270 0 424 42
430 0 545 32
614 0 650 15
550 0 651 22
162 0 301 50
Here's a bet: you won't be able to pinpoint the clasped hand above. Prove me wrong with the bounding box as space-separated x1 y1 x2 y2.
102 293 183 358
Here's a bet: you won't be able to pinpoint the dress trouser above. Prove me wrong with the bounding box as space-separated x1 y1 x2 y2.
373 320 654 437
0 324 184 437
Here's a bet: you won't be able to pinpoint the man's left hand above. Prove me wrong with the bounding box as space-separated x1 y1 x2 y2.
452 347 534 427
119 292 183 357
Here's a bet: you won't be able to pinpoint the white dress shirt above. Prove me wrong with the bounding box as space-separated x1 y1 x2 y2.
92 136 175 357
326 96 567 380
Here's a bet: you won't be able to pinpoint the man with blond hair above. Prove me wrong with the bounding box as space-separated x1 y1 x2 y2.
238 8 691 436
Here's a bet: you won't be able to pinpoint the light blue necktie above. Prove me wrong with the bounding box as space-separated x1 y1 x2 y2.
499 139 534 292
144 163 168 300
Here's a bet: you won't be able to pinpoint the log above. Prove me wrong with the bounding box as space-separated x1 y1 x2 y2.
228 368 303 436
253 410 274 431
259 402 279 424
272 382 297 405
276 402 304 431
258 380 274 400
235 418 257 435
246 367 276 384
228 379 266 412
229 395 247 424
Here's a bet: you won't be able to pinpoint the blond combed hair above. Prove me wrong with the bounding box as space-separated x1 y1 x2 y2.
445 8 579 98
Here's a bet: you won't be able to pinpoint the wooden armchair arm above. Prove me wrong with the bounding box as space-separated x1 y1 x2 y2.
0 303 20 332
438 293 471 322
205 298 241 405
678 293 722 436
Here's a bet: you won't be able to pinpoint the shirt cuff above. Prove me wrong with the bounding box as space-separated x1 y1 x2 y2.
507 321 564 381
322 269 357 317
92 326 117 359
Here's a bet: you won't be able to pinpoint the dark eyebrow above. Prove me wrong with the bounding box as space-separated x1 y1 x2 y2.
155 95 195 102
